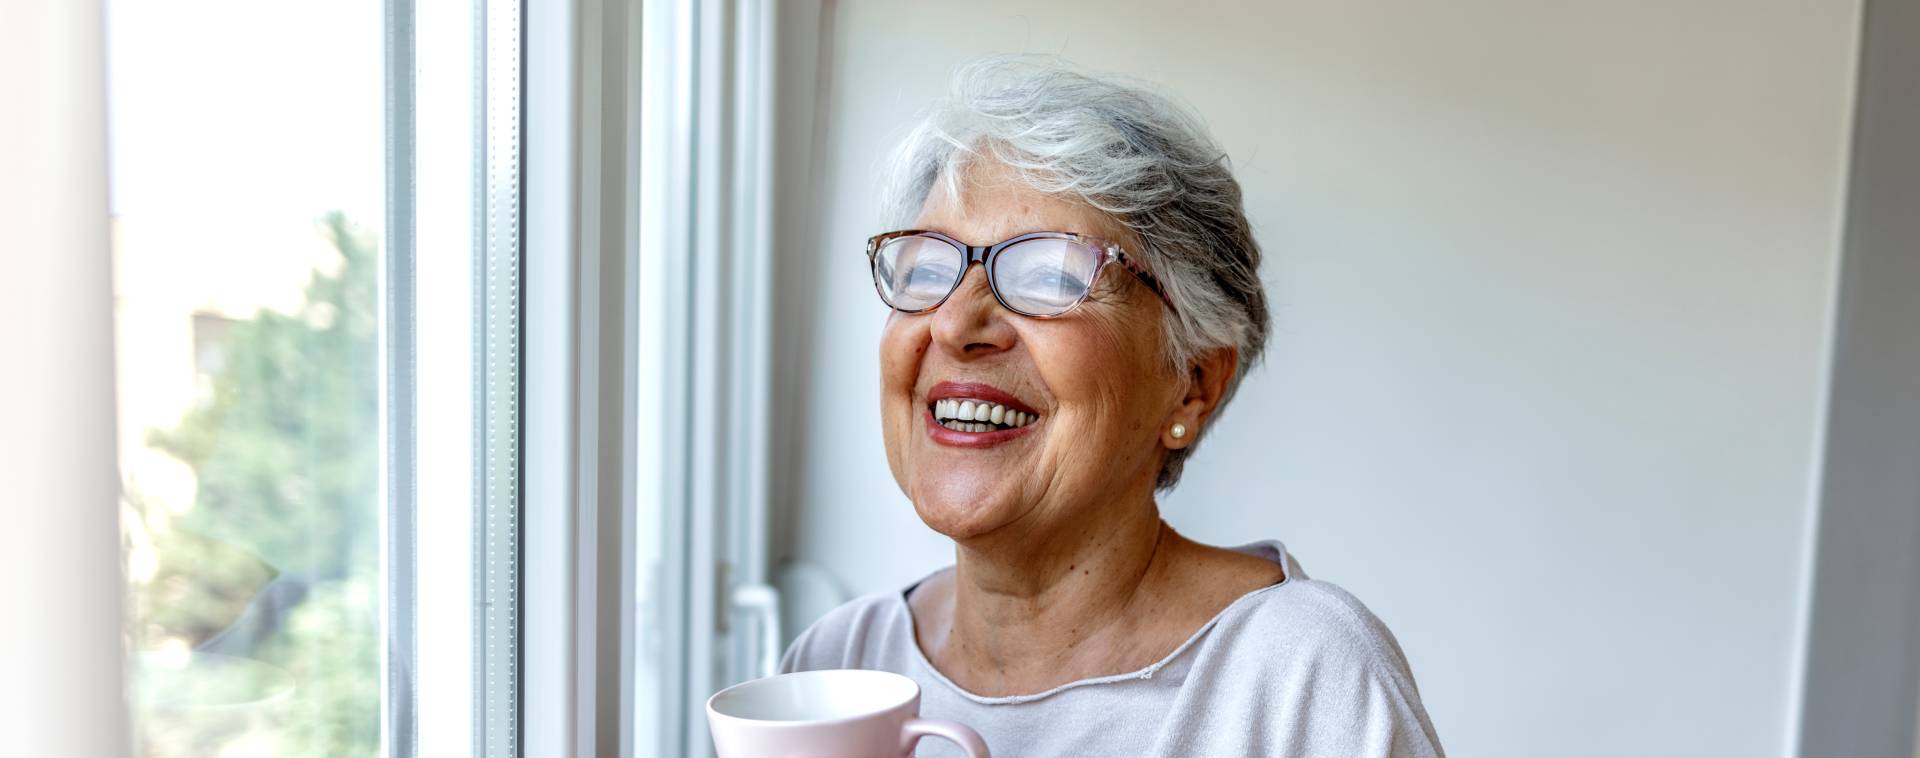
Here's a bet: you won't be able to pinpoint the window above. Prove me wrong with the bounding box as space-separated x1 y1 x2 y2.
108 0 388 753
107 0 500 754
104 0 786 754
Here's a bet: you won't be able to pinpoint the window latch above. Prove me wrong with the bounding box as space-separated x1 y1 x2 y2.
729 583 783 680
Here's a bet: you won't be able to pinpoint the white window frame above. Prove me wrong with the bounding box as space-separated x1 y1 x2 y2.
520 0 783 756
396 0 524 754
410 0 482 754
638 0 782 752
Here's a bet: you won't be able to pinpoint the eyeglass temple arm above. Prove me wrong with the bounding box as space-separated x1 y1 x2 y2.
1108 249 1179 314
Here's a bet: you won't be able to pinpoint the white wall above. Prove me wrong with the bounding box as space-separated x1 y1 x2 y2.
769 2 1864 756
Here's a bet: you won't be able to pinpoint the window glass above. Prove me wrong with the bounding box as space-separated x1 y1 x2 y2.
107 1 388 754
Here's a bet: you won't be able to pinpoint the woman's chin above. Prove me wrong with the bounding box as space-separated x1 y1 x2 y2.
910 488 1020 541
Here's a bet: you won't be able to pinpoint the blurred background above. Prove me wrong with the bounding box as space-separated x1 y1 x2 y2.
2 0 1914 757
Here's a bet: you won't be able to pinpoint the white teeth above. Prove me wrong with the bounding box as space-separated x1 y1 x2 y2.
931 397 1042 429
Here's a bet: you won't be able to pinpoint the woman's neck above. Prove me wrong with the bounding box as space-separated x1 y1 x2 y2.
925 493 1196 695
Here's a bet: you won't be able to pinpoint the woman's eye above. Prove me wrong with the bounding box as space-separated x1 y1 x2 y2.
1019 269 1085 294
903 264 956 291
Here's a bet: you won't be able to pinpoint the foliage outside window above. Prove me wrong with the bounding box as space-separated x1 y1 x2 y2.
123 214 381 757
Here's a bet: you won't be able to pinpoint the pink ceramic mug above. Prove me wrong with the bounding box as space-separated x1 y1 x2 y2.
706 669 990 758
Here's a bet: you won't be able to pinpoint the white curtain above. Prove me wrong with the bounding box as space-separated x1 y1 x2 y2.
0 0 128 754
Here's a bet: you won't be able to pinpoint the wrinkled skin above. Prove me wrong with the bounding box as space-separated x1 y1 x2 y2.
877 160 1281 696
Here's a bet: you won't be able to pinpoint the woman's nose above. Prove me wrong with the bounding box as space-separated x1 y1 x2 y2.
929 265 1017 357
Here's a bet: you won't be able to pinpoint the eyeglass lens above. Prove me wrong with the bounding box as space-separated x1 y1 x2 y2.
873 235 1103 317
874 236 963 311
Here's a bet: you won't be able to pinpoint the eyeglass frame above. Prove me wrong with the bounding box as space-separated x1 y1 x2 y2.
864 229 1179 318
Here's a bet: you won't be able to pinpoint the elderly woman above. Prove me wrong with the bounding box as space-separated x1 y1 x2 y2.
781 58 1443 757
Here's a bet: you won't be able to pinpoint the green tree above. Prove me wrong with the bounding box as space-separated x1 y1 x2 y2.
140 211 381 756
149 211 378 580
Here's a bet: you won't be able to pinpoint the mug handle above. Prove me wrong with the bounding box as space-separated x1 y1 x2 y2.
900 717 990 757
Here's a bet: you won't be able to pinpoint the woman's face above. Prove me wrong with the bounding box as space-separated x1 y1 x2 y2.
879 161 1185 541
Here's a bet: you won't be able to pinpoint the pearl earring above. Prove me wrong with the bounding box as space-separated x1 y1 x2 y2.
1171 423 1187 440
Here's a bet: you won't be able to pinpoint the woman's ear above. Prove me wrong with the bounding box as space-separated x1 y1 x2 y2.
1163 347 1238 449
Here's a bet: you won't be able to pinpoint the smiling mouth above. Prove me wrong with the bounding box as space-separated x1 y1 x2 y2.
928 398 1040 433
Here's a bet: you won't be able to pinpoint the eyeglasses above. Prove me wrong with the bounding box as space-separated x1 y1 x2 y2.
865 230 1177 318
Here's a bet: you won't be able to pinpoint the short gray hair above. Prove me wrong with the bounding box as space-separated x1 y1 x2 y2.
880 56 1271 490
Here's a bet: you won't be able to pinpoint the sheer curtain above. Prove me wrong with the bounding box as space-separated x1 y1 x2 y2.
0 0 126 755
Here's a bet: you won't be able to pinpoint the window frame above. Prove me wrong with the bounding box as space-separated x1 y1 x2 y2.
389 0 524 754
378 0 420 756
635 0 783 754
399 0 785 755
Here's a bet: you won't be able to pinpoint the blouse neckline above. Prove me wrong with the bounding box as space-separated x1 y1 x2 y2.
892 539 1295 705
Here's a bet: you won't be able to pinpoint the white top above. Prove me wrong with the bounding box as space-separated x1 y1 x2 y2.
779 540 1445 757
